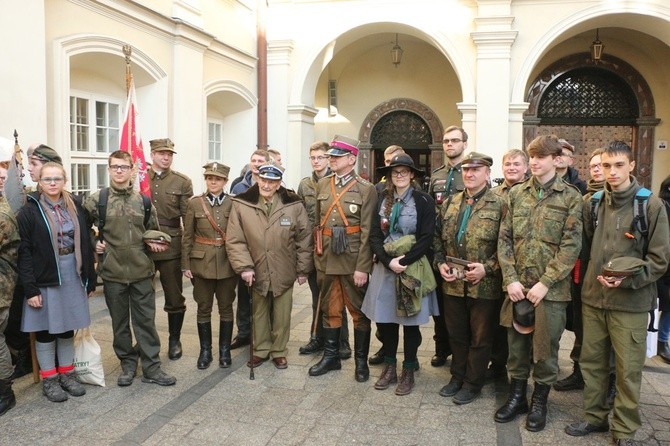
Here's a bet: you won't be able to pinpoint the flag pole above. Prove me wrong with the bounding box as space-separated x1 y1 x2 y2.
123 44 132 96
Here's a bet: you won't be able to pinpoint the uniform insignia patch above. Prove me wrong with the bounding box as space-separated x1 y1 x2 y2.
280 217 291 226
349 204 358 213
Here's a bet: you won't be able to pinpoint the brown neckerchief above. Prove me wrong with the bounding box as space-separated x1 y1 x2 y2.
319 176 358 228
199 196 226 239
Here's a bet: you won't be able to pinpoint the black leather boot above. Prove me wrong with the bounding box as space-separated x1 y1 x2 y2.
495 378 528 423
167 312 185 360
526 383 551 432
553 362 584 391
299 337 324 355
10 348 32 380
658 341 670 364
196 322 213 370
309 328 341 376
353 329 371 382
219 320 233 368
0 378 16 416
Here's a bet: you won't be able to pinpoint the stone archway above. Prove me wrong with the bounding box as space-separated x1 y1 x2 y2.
357 98 443 178
524 53 658 187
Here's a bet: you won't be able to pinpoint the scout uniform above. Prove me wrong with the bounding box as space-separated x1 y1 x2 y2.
0 205 19 414
432 153 505 401
226 163 313 369
181 162 237 369
147 138 193 360
309 135 378 382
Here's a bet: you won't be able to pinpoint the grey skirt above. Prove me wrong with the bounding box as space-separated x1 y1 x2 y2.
21 253 91 334
362 262 439 325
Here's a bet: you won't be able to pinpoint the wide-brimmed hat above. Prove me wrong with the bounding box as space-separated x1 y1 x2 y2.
327 135 359 157
203 161 230 179
513 300 535 334
376 154 425 178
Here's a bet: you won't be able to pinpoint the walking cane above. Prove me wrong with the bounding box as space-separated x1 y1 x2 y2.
248 283 255 380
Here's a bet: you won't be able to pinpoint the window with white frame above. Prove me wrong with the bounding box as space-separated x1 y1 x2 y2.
69 91 122 196
208 120 223 160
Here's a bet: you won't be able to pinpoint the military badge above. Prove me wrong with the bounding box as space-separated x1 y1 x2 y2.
349 204 358 213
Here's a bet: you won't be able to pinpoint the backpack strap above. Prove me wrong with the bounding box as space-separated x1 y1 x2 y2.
633 187 652 237
97 187 109 242
589 190 604 231
141 194 152 229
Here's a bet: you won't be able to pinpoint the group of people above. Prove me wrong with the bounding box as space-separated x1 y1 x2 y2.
0 129 667 446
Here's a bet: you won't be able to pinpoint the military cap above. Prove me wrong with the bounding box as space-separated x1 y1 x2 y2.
328 134 359 157
149 138 176 153
558 138 575 154
377 153 425 178
512 299 535 334
203 161 230 179
142 230 171 245
28 144 63 165
602 256 646 280
258 162 285 180
461 152 493 168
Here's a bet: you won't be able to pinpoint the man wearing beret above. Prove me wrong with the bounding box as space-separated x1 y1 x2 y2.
433 152 506 405
147 138 193 360
226 163 313 369
565 141 670 445
85 150 176 387
308 135 378 382
182 162 237 369
496 135 582 431
426 125 469 368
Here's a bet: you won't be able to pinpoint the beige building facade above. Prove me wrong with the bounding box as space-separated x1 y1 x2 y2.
1 0 669 192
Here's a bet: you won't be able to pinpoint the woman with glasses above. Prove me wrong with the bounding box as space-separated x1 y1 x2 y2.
17 162 96 402
362 154 438 396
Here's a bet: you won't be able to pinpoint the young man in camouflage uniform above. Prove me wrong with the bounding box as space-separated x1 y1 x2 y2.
85 150 176 387
308 135 378 382
565 141 670 446
297 141 351 359
426 125 468 367
495 135 582 432
147 138 193 360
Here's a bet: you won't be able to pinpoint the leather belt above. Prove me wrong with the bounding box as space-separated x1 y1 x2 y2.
322 225 361 236
159 218 181 229
194 236 225 247
59 246 74 256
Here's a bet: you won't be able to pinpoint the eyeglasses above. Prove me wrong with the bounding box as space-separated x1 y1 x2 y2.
309 155 329 161
40 177 65 184
443 138 463 144
391 169 411 178
109 164 132 171
589 163 602 169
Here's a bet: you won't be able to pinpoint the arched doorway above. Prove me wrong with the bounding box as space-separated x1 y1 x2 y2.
358 98 443 182
524 53 658 187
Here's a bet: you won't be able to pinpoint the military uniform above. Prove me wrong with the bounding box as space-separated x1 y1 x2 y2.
427 162 464 362
497 174 583 385
182 161 238 369
0 206 19 384
579 177 670 441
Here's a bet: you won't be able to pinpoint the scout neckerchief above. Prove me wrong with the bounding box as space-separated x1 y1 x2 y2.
199 195 226 239
319 175 358 228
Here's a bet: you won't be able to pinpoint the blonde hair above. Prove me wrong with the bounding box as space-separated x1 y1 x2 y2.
40 162 77 216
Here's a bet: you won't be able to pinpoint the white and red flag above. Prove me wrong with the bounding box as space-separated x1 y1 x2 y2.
120 75 150 196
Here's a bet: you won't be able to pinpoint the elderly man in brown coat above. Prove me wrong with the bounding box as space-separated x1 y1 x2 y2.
226 163 313 369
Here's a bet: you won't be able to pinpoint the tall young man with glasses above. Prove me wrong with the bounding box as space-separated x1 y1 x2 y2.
84 150 176 387
556 139 587 195
297 142 351 360
147 138 193 361
426 125 468 367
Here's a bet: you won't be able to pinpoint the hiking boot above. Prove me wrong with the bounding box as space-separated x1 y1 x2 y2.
117 367 136 387
494 378 528 423
395 368 415 396
374 363 397 390
59 371 86 396
42 376 68 402
141 369 177 386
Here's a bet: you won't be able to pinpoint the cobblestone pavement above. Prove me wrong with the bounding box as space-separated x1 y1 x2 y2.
3 279 670 445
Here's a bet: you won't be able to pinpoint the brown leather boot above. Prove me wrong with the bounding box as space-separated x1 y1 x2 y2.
395 368 415 396
374 363 397 390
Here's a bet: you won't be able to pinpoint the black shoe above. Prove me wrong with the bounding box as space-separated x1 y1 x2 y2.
299 337 324 355
431 353 448 367
368 347 384 365
565 421 609 437
10 349 32 380
117 367 136 387
339 339 352 360
439 378 462 397
452 387 480 405
167 312 185 360
495 378 528 423
554 363 584 391
141 369 176 386
230 336 250 350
